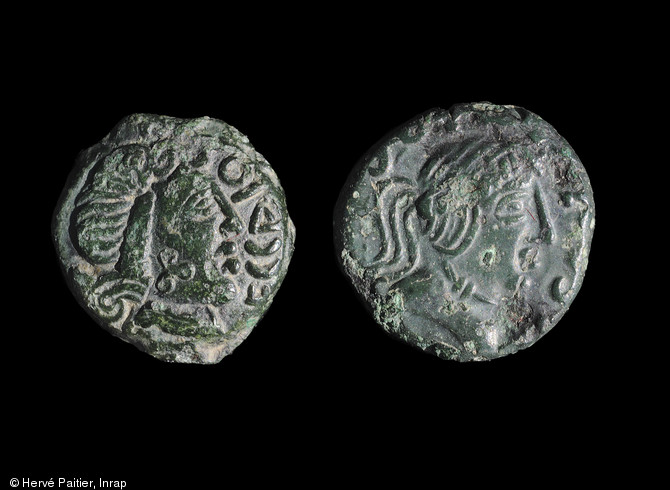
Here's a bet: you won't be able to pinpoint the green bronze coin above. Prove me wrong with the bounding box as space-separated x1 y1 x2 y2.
334 102 594 361
53 114 295 363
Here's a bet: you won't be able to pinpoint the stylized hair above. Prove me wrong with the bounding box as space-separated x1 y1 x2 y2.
72 144 155 265
367 136 538 291
69 117 254 321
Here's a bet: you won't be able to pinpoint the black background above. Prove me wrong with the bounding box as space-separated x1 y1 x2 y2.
6 9 639 488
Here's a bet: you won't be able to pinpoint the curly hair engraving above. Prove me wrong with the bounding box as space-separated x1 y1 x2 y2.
53 114 295 363
336 104 595 360
66 117 288 328
366 139 534 292
359 122 589 330
72 145 156 266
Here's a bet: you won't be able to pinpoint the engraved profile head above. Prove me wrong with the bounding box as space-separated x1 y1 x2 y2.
68 116 267 324
151 162 240 305
413 140 555 305
54 114 295 363
336 103 594 360
367 107 593 315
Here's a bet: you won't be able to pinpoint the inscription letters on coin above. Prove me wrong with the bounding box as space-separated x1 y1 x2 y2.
53 114 295 363
335 103 594 361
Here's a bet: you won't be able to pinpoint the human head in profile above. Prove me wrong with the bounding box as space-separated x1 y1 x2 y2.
55 114 295 363
71 140 241 328
66 112 294 340
360 123 591 355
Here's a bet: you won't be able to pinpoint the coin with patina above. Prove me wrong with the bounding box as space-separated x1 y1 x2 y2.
53 114 295 363
334 102 594 361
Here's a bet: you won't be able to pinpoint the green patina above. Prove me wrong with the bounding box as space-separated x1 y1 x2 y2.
53 114 295 364
373 288 405 334
134 307 221 340
335 102 595 361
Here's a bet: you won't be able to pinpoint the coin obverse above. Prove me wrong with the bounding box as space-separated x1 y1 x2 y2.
53 114 295 363
334 102 595 361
